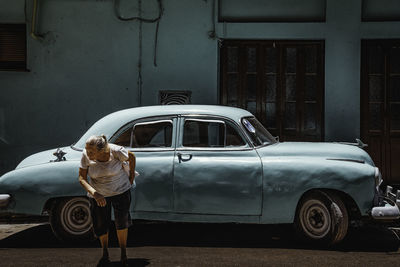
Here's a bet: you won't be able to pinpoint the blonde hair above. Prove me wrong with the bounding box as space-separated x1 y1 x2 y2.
86 135 108 151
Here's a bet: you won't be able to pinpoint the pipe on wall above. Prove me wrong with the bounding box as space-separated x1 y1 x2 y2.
30 0 43 41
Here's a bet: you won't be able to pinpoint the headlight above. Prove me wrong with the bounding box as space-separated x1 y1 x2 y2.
375 167 383 188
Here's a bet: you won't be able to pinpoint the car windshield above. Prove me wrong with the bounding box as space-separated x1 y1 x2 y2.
242 117 277 147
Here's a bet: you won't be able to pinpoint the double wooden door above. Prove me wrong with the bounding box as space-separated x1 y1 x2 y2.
220 40 324 142
361 40 400 184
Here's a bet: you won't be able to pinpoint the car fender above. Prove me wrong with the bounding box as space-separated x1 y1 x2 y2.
260 157 376 224
0 160 85 215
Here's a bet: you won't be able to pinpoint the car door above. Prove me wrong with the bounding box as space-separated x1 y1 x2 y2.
112 116 177 212
173 116 263 215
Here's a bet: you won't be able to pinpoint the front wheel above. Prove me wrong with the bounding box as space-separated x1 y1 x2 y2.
295 191 348 245
50 197 94 242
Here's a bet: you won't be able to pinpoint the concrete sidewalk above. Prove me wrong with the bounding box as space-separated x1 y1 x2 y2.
0 223 47 240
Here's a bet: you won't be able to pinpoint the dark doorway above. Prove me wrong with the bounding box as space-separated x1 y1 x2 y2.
220 40 325 141
361 40 400 184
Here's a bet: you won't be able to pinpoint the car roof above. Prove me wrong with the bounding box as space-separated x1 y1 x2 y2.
108 105 252 120
74 105 253 148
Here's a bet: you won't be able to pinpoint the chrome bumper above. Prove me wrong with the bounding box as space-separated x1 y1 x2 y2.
0 194 11 209
371 186 400 220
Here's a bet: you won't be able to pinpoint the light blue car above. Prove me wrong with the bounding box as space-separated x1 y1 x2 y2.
0 105 398 244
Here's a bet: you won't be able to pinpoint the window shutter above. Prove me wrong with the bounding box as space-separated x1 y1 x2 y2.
0 24 26 71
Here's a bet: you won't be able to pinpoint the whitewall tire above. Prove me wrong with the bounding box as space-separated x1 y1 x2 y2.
50 197 94 242
295 190 348 245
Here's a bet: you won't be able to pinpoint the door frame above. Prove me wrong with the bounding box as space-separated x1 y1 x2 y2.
361 39 400 184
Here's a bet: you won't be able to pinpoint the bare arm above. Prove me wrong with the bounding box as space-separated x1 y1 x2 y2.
128 151 136 185
78 168 95 196
78 168 106 207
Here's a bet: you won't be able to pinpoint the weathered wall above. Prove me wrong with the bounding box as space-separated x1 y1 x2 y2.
0 0 218 173
0 0 400 174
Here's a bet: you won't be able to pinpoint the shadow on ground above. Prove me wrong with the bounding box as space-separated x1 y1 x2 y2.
108 258 150 267
0 221 398 252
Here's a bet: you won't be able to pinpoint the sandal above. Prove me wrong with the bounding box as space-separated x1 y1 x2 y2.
120 256 128 267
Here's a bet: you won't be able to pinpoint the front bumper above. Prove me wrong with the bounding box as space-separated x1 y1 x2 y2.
371 185 400 220
0 194 11 209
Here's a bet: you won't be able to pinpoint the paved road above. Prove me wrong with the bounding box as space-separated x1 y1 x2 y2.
0 222 400 266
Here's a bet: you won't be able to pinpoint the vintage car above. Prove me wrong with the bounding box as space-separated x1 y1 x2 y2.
0 105 399 244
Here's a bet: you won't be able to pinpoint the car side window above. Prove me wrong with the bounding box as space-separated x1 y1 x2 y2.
182 119 246 148
114 120 173 148
226 123 246 146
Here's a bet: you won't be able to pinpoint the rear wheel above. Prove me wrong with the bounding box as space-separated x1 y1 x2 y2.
50 197 94 242
295 190 348 245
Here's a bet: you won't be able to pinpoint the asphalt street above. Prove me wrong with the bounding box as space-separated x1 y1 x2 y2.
1 221 400 266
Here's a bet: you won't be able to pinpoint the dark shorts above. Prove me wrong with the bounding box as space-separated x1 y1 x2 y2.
89 189 132 237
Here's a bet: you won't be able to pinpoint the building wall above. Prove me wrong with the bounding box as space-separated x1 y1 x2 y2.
0 0 399 174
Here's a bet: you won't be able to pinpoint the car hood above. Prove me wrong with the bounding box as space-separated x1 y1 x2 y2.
16 146 82 169
257 142 375 166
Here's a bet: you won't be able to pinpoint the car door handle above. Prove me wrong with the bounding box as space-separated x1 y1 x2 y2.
177 153 192 163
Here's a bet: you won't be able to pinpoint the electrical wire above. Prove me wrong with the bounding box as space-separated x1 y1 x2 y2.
114 0 163 23
114 0 164 106
114 0 163 67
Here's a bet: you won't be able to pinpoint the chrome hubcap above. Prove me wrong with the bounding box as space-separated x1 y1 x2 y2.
300 199 331 239
60 198 92 235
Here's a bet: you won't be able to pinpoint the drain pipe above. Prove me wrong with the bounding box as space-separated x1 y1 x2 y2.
31 0 44 41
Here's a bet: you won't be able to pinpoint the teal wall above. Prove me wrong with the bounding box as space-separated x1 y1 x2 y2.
0 0 400 174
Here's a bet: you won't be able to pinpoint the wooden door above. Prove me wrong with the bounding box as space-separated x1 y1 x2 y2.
220 40 324 142
361 40 400 184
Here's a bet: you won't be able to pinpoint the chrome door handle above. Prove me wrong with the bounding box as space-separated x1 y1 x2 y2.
177 153 192 163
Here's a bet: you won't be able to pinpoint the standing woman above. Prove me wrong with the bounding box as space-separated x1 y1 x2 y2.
78 135 136 267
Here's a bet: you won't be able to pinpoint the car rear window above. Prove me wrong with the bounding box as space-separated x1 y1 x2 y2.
114 120 173 148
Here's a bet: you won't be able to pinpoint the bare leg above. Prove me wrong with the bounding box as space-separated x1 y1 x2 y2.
99 232 109 259
116 228 128 263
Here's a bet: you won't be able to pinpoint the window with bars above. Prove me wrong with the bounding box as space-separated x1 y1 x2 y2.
0 24 26 71
220 40 324 142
